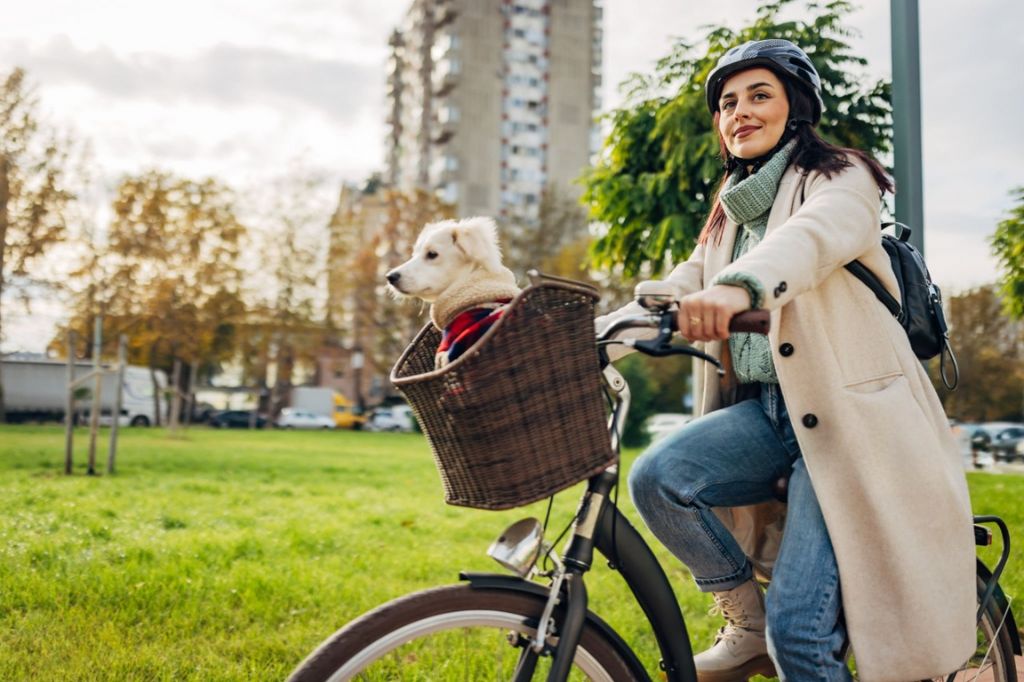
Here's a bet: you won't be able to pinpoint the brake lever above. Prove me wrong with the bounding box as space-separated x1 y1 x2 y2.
630 338 725 375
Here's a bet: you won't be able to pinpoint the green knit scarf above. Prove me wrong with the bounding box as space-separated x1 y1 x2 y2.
713 139 797 384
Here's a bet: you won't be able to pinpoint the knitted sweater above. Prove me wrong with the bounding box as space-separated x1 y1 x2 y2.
711 140 797 384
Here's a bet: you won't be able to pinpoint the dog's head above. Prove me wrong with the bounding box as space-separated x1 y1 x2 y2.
385 217 510 302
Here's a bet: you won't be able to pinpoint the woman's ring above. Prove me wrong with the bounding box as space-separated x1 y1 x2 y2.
690 316 701 325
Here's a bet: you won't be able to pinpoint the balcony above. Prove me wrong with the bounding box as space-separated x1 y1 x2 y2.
433 61 460 97
432 117 456 145
434 6 457 30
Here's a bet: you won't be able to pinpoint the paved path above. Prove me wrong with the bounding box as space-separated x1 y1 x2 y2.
941 655 1023 680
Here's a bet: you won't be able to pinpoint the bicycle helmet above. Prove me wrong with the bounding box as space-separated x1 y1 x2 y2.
705 39 825 126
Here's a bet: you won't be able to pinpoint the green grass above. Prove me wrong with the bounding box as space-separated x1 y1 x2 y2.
0 425 1021 681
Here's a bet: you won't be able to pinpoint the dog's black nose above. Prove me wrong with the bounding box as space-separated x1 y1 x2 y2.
386 271 400 285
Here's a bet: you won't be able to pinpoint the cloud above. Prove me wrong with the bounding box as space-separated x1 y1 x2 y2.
2 35 380 123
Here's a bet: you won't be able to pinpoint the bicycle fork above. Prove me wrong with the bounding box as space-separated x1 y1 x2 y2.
507 474 605 682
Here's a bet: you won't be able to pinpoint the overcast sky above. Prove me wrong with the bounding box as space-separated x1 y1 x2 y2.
2 0 1023 352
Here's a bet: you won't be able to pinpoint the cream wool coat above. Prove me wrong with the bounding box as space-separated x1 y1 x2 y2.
610 157 975 680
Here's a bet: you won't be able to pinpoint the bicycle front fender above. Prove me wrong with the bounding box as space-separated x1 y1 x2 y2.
459 571 651 680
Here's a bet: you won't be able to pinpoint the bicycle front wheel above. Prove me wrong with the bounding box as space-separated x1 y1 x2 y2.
287 584 648 682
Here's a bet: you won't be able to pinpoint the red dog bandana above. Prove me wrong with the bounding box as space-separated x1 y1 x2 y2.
436 299 512 366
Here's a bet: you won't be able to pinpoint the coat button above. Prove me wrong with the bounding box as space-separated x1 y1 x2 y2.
779 343 794 357
802 413 818 428
773 281 788 298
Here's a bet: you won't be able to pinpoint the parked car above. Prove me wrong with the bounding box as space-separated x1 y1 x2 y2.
970 423 1024 462
209 410 267 429
291 387 366 430
275 408 336 430
989 425 1024 462
644 413 693 442
367 405 416 432
190 401 216 424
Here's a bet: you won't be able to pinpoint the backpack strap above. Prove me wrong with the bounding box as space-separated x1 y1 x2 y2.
844 260 902 320
940 338 960 390
801 173 959 389
799 172 903 320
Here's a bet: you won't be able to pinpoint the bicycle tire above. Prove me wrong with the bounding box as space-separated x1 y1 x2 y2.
967 573 1018 682
848 574 1017 681
287 584 649 682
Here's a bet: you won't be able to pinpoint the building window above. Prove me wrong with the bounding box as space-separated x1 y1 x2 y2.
441 182 459 204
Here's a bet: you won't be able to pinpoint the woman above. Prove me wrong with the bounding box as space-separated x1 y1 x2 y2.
599 40 975 681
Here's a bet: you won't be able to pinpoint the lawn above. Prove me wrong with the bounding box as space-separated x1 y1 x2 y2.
0 425 1021 681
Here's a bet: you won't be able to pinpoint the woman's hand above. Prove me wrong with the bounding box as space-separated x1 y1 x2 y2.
677 285 752 341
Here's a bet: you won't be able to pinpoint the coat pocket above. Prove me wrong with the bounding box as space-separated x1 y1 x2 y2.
842 371 904 394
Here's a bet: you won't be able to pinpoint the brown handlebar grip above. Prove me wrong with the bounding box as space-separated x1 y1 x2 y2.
729 310 770 334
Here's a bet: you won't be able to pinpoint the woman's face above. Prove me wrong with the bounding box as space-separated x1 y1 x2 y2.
717 67 790 160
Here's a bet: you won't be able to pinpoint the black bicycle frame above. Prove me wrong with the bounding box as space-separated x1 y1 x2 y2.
555 467 698 682
594 488 698 680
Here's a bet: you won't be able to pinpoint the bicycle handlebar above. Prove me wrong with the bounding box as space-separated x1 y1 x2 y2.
596 307 770 370
598 309 769 343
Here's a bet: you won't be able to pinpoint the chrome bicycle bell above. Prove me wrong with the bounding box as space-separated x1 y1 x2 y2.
487 518 544 577
634 280 676 312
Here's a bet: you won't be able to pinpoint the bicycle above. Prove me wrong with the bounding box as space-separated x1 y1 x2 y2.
288 277 1021 682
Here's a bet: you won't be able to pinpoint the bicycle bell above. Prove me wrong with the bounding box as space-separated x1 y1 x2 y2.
487 518 544 577
634 280 676 312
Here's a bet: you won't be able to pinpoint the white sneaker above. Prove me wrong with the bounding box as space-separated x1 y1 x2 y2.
694 580 776 682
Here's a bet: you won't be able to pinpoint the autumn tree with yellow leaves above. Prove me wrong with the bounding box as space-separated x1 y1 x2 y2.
0 67 78 421
58 171 246 423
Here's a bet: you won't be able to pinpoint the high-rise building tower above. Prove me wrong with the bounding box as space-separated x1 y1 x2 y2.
385 0 602 222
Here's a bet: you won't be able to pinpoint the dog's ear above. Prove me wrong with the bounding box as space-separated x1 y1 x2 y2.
450 217 504 273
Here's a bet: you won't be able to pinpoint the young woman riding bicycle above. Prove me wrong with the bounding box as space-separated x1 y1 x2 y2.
599 39 976 681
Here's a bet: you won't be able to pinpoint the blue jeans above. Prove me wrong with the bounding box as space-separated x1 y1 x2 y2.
628 384 850 681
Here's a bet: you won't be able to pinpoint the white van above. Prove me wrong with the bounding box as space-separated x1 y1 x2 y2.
367 405 416 432
2 358 165 426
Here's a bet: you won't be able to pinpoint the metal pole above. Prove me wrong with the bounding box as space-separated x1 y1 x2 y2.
107 335 126 474
352 347 365 415
64 331 75 475
87 316 102 475
891 0 925 252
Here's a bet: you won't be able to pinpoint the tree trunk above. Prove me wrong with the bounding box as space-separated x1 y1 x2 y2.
149 342 162 427
0 155 9 423
183 361 197 428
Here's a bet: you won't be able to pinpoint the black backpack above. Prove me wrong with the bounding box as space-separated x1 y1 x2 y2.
844 223 959 390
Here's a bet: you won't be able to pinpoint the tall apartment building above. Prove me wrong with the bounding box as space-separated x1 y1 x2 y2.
385 0 603 222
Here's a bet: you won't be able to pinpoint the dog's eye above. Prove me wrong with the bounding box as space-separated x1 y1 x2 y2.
426 251 438 260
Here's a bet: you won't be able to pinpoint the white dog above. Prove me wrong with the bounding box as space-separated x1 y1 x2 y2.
386 217 521 367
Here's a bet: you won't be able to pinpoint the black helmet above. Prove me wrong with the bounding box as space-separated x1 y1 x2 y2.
705 39 825 125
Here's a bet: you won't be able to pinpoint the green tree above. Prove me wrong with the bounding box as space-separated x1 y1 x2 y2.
616 354 660 447
616 353 694 448
0 67 77 420
582 0 891 278
992 186 1024 319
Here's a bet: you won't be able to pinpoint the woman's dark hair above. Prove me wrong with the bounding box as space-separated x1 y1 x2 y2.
698 78 894 246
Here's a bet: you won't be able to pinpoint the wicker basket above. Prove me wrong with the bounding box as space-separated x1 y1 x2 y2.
390 276 616 510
